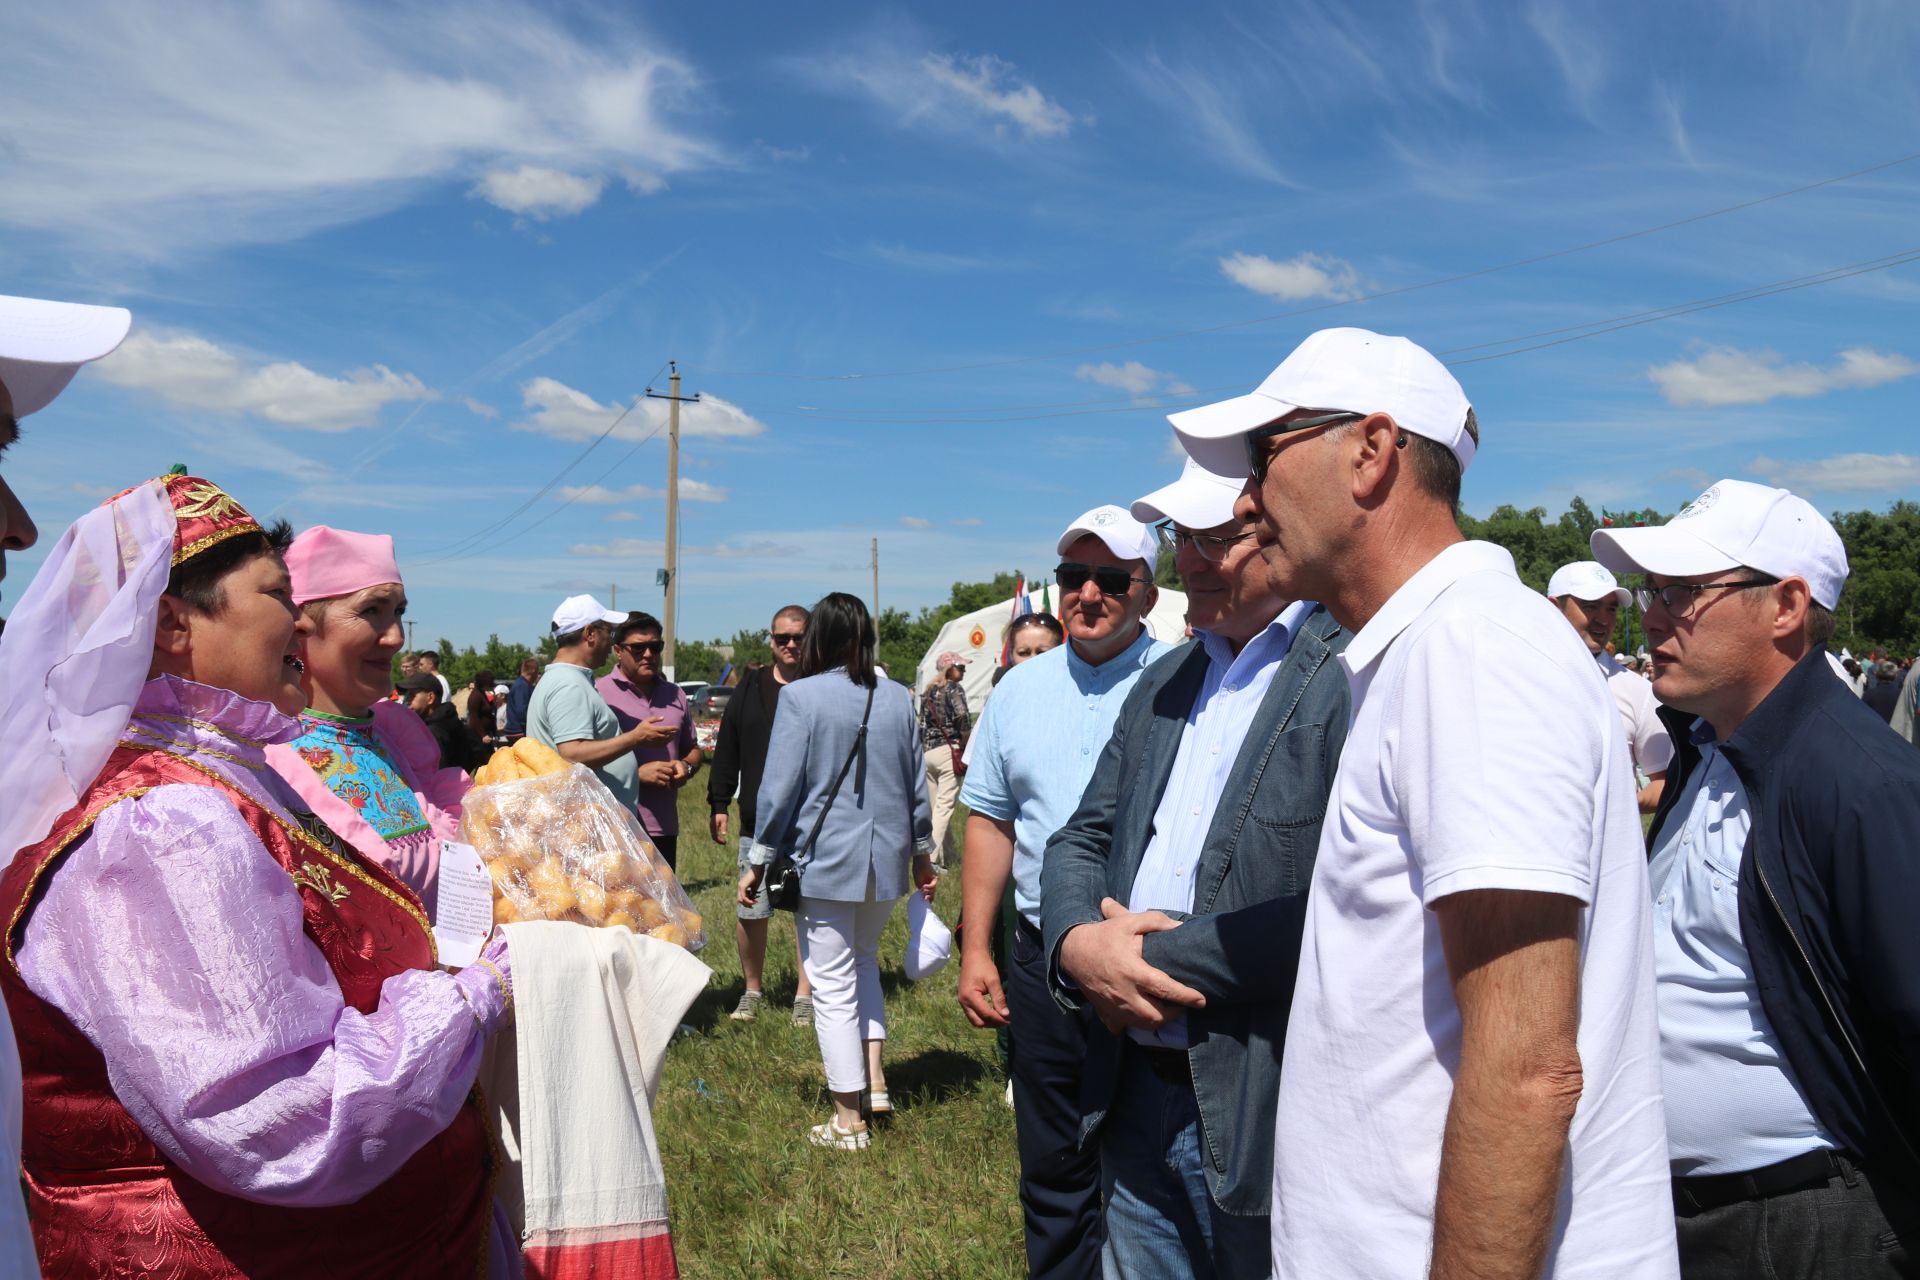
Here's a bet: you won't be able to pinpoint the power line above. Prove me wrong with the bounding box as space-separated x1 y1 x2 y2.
685 149 1920 385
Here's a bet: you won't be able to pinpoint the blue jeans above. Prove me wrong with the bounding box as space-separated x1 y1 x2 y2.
1099 1050 1270 1280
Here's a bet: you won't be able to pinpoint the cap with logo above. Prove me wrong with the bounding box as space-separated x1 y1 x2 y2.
1131 456 1246 530
1168 327 1475 481
1589 479 1849 611
935 651 968 670
1545 561 1631 608
0 294 134 418
550 593 627 635
1056 504 1157 564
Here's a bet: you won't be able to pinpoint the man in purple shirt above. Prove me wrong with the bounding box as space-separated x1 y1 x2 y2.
597 611 702 870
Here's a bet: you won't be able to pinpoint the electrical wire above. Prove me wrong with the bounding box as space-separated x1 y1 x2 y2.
684 149 1920 385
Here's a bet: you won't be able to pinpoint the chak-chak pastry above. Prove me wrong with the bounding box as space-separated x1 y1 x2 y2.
603 910 639 933
646 922 688 948
526 857 577 915
511 737 570 777
632 898 669 930
574 881 609 925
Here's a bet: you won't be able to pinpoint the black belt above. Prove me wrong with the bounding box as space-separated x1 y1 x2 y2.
1672 1148 1848 1215
1133 1044 1192 1088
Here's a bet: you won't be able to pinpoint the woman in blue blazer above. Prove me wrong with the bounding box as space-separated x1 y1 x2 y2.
741 593 936 1149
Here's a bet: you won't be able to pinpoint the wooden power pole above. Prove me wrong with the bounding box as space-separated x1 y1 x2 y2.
871 537 880 621
646 364 700 682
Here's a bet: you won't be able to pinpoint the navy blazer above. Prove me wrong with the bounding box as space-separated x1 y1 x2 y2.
1040 605 1350 1217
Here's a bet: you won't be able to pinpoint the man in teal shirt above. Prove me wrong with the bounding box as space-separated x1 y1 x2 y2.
525 594 672 811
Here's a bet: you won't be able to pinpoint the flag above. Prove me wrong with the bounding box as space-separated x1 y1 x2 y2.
1001 575 1025 665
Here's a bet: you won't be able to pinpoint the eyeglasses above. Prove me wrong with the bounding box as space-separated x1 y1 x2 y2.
1245 411 1365 485
1633 578 1778 619
619 639 665 656
769 631 805 647
1056 562 1151 598
1154 521 1258 563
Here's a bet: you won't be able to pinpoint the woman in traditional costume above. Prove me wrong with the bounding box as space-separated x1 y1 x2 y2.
0 474 518 1278
265 524 468 915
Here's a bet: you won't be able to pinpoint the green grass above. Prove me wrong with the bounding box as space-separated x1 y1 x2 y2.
654 792 1023 1279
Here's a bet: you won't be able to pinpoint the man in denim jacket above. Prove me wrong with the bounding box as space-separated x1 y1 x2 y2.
1041 455 1348 1279
1595 479 1920 1278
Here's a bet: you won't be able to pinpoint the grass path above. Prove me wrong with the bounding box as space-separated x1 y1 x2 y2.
654 793 1024 1279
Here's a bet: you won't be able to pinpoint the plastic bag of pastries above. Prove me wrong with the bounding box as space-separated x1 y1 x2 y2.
458 751 706 951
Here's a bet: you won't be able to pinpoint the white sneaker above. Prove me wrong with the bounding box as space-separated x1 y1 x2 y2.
807 1118 871 1150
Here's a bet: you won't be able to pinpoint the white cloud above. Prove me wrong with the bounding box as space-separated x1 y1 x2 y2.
1750 452 1920 496
0 0 720 255
462 397 500 419
1219 251 1362 302
864 243 996 272
559 479 728 504
1647 346 1920 408
899 515 933 529
794 40 1079 144
1076 361 1161 396
607 510 641 522
569 537 799 559
1118 52 1288 185
470 165 606 219
951 516 983 527
94 330 437 431
513 376 766 442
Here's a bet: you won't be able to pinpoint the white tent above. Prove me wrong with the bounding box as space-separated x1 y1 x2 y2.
913 585 1189 712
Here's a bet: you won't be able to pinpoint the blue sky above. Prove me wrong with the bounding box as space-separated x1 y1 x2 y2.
4 0 1917 653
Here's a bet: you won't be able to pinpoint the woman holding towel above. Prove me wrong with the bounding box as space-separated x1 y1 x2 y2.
740 592 937 1150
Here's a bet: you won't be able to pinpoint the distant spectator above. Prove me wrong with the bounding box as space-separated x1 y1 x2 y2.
399 673 474 770
503 656 541 742
598 612 701 870
525 596 671 820
416 650 451 702
921 653 972 868
1864 658 1904 723
464 668 502 757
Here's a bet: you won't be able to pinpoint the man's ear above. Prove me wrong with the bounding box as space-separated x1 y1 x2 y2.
1769 577 1814 647
152 594 194 658
1350 414 1399 500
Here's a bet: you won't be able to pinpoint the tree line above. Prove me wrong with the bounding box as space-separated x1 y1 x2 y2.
418 498 1920 694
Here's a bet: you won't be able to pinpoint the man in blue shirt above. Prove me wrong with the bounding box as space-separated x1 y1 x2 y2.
957 504 1170 1280
1042 457 1349 1279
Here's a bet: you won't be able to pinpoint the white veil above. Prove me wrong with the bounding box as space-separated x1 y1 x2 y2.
0 479 174 863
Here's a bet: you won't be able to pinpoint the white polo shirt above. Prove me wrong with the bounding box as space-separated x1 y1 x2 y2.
1598 651 1674 781
1270 541 1675 1279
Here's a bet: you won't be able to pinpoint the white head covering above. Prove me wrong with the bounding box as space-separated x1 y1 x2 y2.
904 894 953 980
0 479 175 862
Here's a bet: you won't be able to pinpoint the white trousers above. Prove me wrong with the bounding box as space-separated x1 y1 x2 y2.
798 894 899 1093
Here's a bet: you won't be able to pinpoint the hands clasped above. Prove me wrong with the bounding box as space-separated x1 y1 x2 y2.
1058 897 1206 1035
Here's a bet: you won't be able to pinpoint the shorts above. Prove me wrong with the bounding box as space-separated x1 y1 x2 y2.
737 841 772 922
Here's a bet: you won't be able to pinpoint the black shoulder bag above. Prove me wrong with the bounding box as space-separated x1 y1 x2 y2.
766 685 874 912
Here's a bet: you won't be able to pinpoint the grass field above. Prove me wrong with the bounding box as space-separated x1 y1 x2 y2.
652 790 1026 1279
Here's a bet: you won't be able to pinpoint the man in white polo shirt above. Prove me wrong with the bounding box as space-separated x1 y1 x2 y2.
1547 560 1674 812
1174 327 1675 1278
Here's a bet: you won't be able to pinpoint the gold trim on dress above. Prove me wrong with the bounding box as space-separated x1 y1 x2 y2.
120 729 265 773
171 522 262 567
131 710 273 749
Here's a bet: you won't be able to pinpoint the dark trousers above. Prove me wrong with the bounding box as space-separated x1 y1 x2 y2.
1007 918 1104 1280
652 833 677 872
1676 1155 1917 1278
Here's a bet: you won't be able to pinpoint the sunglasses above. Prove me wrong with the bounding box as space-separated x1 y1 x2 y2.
620 640 665 656
769 631 805 646
1243 410 1406 485
1055 562 1150 598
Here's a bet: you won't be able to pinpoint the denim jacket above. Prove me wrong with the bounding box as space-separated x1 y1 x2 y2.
1040 605 1349 1216
1650 648 1920 1183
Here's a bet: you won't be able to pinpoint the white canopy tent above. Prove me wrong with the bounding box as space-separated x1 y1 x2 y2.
912 585 1189 711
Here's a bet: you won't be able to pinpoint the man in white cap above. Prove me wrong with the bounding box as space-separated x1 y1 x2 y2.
0 290 131 1278
1547 560 1674 812
956 503 1169 1280
1041 455 1350 1277
526 594 676 817
1175 327 1675 1278
1592 479 1920 1278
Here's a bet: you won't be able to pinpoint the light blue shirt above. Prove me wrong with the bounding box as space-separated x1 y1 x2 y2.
1649 723 1835 1175
525 662 640 813
960 628 1172 928
1127 601 1312 1048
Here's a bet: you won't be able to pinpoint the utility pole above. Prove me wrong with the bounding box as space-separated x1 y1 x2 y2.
646 363 701 682
871 537 879 621
610 583 617 610
406 620 415 654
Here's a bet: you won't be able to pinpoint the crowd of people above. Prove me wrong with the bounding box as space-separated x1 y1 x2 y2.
1 290 1917 1280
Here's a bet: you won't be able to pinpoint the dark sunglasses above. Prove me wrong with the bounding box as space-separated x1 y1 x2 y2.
769 631 805 646
1055 562 1150 598
619 639 665 656
1244 410 1404 485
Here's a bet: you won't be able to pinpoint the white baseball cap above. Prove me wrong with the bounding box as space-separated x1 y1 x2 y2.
1168 326 1475 480
1590 479 1849 610
1131 455 1246 529
1546 561 1631 607
550 593 626 635
0 294 134 417
1056 504 1156 565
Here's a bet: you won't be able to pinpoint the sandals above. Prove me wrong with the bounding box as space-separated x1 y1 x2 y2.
807 1118 870 1150
860 1089 892 1119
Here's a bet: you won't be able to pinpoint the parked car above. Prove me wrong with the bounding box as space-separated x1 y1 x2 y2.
688 684 734 752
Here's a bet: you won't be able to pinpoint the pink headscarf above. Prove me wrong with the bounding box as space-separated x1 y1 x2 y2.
285 525 402 605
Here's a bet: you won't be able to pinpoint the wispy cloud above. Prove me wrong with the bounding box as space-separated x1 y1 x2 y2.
1219 251 1362 302
1751 452 1920 496
0 0 719 255
951 516 983 526
1648 345 1920 407
559 479 728 503
861 243 999 272
794 39 1080 143
1074 361 1193 399
1117 50 1288 185
1524 0 1608 121
569 537 801 559
94 330 437 431
513 376 766 441
899 516 933 529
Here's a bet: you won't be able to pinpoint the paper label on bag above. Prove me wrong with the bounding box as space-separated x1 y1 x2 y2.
433 840 494 969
